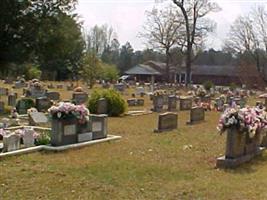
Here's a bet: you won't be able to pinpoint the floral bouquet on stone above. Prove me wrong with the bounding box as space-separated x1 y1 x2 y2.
48 102 90 124
217 106 267 138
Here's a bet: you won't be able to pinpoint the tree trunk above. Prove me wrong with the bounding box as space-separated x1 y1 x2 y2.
166 49 170 83
185 45 192 86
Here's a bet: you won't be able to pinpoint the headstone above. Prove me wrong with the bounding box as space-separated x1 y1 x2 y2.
179 96 192 111
72 92 88 105
3 133 20 152
35 97 52 112
46 91 60 101
114 83 125 92
8 94 16 106
187 107 205 124
215 98 224 111
16 98 35 114
154 112 178 133
96 98 108 114
51 118 77 146
0 87 8 96
136 87 145 96
23 128 35 148
127 98 136 107
153 95 164 112
168 95 177 111
0 101 5 113
136 99 144 106
91 114 108 140
29 112 49 126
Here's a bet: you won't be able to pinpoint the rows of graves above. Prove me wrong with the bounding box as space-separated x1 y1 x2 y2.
2 78 267 170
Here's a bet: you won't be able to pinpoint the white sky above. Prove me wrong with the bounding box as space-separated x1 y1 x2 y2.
76 0 267 50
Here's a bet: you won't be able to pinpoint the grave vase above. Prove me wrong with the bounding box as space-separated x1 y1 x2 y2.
225 127 246 159
51 116 77 146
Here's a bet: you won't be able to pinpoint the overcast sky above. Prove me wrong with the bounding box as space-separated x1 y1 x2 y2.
76 0 267 51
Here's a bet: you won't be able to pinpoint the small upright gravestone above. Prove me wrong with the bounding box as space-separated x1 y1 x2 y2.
35 97 52 112
187 107 205 125
23 128 35 148
154 112 178 133
127 98 136 107
96 98 108 114
72 92 88 105
3 133 20 152
168 95 177 111
0 101 5 113
46 91 60 101
8 94 16 106
153 95 164 112
0 87 8 96
114 83 125 93
179 96 192 111
91 114 108 140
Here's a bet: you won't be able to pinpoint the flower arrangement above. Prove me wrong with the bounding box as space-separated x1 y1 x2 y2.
48 102 89 124
217 106 267 138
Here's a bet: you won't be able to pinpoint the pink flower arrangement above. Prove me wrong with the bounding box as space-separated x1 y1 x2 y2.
217 106 267 138
48 102 90 124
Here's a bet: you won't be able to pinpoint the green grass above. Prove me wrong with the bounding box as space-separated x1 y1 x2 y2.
0 85 267 199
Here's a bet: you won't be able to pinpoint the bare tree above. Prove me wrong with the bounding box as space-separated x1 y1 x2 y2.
141 6 184 82
172 0 220 85
252 5 267 52
85 24 117 56
224 16 259 54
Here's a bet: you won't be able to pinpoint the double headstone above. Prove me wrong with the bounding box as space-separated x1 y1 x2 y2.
154 112 178 133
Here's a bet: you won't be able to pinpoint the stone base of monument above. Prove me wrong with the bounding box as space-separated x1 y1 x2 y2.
154 128 176 133
186 120 205 125
216 147 265 169
0 135 121 158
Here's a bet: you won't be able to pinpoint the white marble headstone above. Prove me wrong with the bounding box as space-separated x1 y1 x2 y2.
3 133 20 152
23 128 35 148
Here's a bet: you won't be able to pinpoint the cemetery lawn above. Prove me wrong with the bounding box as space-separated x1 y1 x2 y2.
0 85 266 200
2 110 267 199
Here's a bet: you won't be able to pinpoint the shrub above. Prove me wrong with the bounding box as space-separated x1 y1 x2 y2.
88 89 127 116
203 80 214 91
16 98 35 111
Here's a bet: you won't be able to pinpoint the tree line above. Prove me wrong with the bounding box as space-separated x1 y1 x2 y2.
1 0 267 84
